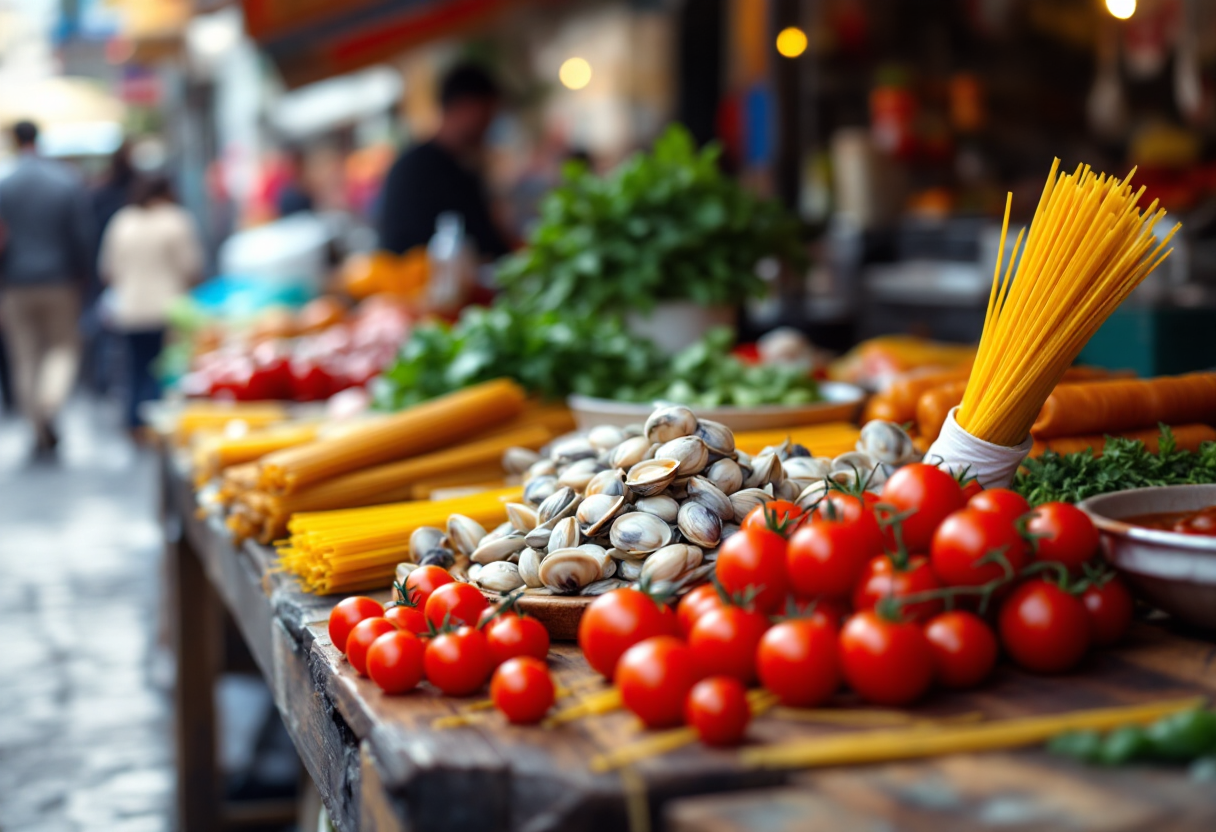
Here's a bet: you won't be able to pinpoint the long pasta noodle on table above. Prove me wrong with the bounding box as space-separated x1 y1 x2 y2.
734 423 861 458
258 379 527 494
957 160 1179 447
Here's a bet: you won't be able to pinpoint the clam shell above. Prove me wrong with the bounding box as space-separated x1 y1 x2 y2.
859 420 918 465
744 453 783 489
409 526 448 561
548 516 582 552
618 558 644 581
506 503 539 534
588 425 628 452
729 487 774 519
677 501 722 549
558 458 603 492
524 587 555 596
625 458 680 497
655 436 709 477
471 534 527 564
776 479 802 502
609 436 655 470
795 480 832 512
418 548 455 568
446 515 488 556
525 522 555 551
640 544 694 584
783 457 832 481
645 405 698 444
503 446 543 476
577 494 627 537
551 437 597 464
609 511 673 555
518 547 544 588
478 561 525 592
585 468 627 498
538 486 579 525
695 419 736 456
467 563 483 583
538 547 603 594
674 562 715 592
705 458 744 495
635 494 680 524
523 475 559 507
581 577 630 596
687 476 735 521
525 458 558 481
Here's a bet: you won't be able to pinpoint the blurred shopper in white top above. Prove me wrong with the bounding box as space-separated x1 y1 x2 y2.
99 175 202 433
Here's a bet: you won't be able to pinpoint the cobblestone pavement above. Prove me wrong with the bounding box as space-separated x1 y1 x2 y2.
0 400 173 832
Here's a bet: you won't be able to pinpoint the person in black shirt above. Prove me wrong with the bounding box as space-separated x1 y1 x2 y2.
377 62 509 259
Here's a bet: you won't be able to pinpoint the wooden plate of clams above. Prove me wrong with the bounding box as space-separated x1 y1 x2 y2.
422 406 918 640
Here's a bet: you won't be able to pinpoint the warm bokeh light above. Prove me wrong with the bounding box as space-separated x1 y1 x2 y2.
559 57 592 90
776 26 808 59
1106 0 1135 19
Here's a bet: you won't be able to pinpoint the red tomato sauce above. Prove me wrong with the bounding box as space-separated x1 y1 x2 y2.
1126 506 1216 536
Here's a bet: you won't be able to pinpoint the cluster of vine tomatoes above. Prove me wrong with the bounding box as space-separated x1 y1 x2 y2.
326 564 558 724
577 463 1135 745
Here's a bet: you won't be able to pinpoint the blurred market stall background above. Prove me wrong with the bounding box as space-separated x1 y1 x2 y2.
2 0 1216 830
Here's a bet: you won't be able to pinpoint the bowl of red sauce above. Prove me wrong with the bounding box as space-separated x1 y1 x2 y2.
1079 485 1216 631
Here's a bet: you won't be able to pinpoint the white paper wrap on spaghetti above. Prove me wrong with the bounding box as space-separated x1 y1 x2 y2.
923 407 1032 490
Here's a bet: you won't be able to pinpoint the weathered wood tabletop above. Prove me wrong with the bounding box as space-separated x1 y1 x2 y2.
162 453 1216 832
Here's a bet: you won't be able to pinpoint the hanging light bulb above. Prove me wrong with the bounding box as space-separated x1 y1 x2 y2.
1105 0 1135 20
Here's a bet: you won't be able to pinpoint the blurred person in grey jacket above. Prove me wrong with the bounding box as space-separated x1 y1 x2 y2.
0 121 93 456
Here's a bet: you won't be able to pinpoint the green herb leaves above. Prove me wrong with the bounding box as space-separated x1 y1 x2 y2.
1013 427 1216 505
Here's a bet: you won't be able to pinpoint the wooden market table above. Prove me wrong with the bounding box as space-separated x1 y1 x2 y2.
162 452 1216 832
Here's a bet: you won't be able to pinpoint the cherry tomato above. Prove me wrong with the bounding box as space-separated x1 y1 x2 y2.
741 500 804 536
424 626 493 696
852 554 944 622
366 631 426 694
615 636 700 729
425 581 490 629
811 492 886 553
839 611 933 706
490 657 556 724
688 606 770 683
998 580 1091 674
404 565 455 608
960 478 984 500
1081 577 1135 647
346 617 397 676
677 584 728 638
715 527 790 614
578 588 679 679
785 596 851 629
930 508 1029 588
756 618 840 707
968 488 1031 524
384 604 429 636
485 614 550 666
1026 503 1100 572
328 596 384 653
786 519 877 600
881 463 967 552
685 677 751 747
924 610 998 689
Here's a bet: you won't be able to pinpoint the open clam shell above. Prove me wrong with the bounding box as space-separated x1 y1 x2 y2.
625 458 680 498
585 468 628 498
609 511 673 556
577 494 627 537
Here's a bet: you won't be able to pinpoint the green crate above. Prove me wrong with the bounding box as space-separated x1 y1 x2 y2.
1079 307 1216 376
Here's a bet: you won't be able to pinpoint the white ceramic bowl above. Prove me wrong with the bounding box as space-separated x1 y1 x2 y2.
567 382 866 433
1079 485 1216 631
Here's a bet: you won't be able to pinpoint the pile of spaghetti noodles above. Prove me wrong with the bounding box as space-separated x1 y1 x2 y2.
958 159 1180 447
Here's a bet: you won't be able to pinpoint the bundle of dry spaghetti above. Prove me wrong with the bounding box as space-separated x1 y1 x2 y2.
193 422 320 485
257 379 529 494
277 486 521 594
234 422 552 543
957 160 1180 447
173 401 288 446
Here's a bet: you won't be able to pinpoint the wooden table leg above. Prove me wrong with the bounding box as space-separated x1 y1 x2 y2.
169 510 222 832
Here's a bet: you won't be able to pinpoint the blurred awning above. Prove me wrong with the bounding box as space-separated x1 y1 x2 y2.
241 0 534 87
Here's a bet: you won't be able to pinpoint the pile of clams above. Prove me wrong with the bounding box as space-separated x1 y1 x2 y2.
399 406 918 599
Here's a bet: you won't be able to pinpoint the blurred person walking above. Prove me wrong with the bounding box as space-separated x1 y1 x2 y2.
99 175 202 436
0 121 93 457
377 62 509 259
84 142 137 394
